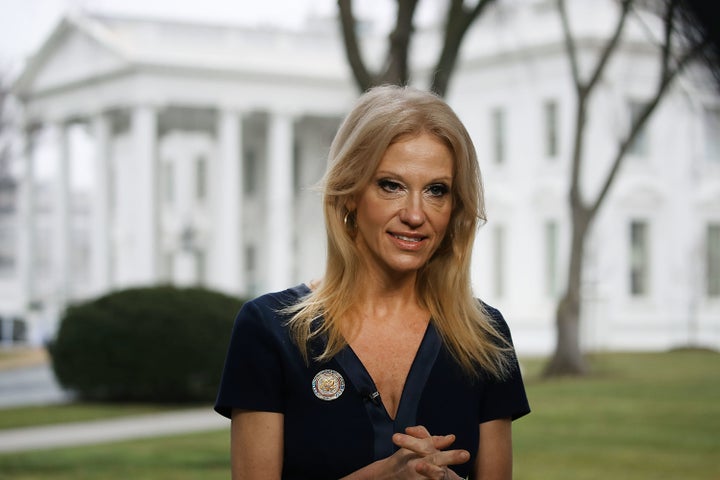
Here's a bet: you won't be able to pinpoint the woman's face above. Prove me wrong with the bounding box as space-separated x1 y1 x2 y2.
351 132 454 281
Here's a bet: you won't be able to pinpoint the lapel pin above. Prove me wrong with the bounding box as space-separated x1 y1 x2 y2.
312 369 345 401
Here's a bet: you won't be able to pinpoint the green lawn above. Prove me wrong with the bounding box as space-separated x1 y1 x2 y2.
0 403 192 430
0 431 229 480
515 350 720 480
0 350 717 480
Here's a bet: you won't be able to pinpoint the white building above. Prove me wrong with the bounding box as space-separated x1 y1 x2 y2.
3 0 719 355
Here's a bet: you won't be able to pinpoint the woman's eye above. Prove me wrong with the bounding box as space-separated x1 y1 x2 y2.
426 183 449 197
377 179 403 193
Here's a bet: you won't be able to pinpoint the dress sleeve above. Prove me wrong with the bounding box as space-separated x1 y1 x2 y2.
478 306 531 423
214 300 286 418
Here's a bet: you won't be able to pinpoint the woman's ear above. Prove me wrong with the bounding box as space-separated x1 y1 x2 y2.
345 197 357 212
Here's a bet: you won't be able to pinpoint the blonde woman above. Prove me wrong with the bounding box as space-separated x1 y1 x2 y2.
215 85 529 479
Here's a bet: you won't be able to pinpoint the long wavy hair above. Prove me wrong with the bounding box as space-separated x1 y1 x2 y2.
285 85 511 379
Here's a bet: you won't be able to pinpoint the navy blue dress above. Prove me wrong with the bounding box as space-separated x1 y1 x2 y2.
215 284 530 479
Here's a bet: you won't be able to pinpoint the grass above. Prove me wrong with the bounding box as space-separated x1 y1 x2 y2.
0 350 718 479
0 431 229 480
0 403 193 430
514 350 720 480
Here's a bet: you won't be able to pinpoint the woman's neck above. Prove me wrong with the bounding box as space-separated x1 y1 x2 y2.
344 268 429 334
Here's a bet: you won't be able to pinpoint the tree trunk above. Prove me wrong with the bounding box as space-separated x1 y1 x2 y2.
543 205 591 376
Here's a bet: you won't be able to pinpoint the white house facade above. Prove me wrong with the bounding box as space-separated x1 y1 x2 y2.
3 0 719 355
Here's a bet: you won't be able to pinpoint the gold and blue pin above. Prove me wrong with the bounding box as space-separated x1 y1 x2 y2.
311 369 345 401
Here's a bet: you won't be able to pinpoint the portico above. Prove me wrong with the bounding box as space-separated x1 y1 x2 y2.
11 14 351 341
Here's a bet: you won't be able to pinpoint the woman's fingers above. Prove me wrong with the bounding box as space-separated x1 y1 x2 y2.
424 449 471 468
414 451 470 478
393 433 457 455
393 433 470 463
404 425 432 438
414 461 448 479
391 424 470 478
393 431 442 455
393 427 456 454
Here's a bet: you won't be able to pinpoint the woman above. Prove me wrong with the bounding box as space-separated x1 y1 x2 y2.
215 85 530 479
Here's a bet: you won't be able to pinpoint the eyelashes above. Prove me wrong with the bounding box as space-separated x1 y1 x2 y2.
426 183 450 197
377 179 403 193
376 178 450 198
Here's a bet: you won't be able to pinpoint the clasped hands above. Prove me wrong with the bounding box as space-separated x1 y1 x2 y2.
388 425 469 480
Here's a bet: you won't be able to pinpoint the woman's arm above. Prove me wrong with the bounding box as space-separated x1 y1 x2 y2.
230 412 469 480
474 418 512 480
230 409 284 480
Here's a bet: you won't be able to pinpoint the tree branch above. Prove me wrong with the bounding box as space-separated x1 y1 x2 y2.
558 0 587 208
337 0 374 92
584 0 633 94
590 11 710 217
380 0 420 86
560 0 633 211
430 0 495 96
660 0 677 79
557 0 581 93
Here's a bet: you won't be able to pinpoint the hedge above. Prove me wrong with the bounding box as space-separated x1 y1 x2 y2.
49 285 245 403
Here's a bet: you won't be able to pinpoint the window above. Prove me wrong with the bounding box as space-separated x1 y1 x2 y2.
0 223 15 275
491 107 506 164
34 226 52 275
628 101 649 157
704 106 720 162
71 227 90 282
162 162 173 205
629 220 649 296
195 249 206 286
293 140 301 192
244 149 257 195
245 244 257 292
162 251 174 281
707 224 720 297
196 155 207 201
493 225 505 298
545 220 559 297
543 100 559 158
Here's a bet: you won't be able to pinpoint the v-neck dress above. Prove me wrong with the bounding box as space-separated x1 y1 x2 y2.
215 284 530 479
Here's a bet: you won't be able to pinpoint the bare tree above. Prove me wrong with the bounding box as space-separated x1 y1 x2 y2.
337 0 496 96
544 0 711 376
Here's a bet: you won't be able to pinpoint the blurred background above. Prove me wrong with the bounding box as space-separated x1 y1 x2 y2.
0 0 718 478
0 0 717 357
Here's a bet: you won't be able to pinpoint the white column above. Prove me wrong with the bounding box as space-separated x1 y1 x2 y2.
132 105 158 284
52 122 71 307
266 111 294 292
213 109 244 294
15 124 36 344
17 126 35 313
90 113 111 294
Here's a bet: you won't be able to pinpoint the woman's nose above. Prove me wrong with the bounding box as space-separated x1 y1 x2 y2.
399 194 425 227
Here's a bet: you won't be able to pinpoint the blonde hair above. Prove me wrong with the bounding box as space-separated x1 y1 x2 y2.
286 85 511 379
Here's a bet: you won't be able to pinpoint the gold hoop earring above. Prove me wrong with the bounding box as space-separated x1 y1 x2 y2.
343 210 356 232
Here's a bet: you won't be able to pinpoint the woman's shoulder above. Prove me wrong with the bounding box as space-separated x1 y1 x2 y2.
476 300 513 338
245 283 312 310
234 284 312 330
476 300 505 323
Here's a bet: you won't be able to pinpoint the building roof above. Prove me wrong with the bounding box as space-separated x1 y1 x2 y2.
12 13 351 99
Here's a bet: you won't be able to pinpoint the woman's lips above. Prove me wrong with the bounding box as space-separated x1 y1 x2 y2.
388 232 426 250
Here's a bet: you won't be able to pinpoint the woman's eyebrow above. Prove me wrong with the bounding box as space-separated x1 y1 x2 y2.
374 170 453 183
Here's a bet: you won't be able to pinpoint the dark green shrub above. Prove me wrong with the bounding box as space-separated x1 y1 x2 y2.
49 285 245 403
